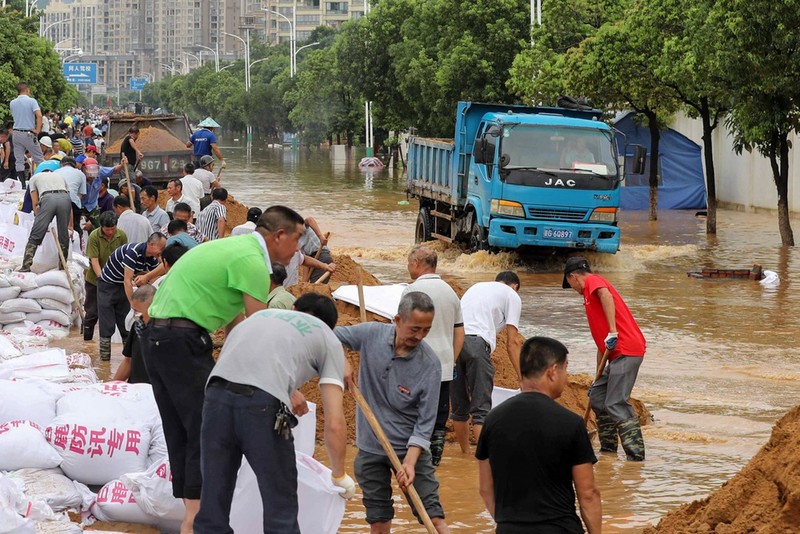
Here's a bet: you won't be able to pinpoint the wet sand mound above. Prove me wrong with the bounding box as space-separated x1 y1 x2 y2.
643 405 800 533
156 190 247 233
107 127 188 153
292 255 650 443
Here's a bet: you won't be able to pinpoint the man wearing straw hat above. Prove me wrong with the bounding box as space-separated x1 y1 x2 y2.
186 117 225 170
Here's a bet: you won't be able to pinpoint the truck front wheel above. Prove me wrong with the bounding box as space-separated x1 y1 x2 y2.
469 220 487 253
415 208 432 243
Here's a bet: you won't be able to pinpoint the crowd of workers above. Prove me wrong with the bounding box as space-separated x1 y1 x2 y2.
6 81 648 534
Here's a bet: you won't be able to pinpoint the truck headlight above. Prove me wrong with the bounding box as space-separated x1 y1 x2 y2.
589 207 617 223
490 199 525 218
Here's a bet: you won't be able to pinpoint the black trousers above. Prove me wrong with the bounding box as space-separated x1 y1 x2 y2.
140 322 214 500
97 279 129 339
83 281 98 335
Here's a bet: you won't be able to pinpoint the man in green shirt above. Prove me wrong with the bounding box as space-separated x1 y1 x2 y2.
266 262 296 310
141 205 306 534
84 211 127 341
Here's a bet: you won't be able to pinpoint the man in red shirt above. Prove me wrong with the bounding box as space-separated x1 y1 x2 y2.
563 256 646 461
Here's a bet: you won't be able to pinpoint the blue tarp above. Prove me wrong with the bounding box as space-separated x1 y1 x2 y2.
614 112 707 210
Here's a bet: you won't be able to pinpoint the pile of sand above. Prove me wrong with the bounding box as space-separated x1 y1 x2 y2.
106 127 189 153
643 405 800 533
289 255 650 444
156 190 247 233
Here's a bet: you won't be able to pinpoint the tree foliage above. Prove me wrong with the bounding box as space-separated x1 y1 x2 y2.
0 10 78 123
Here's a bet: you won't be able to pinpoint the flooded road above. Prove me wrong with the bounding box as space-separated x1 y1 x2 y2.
84 142 800 532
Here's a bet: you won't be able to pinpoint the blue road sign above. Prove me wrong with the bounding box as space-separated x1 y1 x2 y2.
129 77 148 91
63 63 97 85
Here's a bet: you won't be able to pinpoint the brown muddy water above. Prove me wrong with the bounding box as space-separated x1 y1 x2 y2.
71 144 800 532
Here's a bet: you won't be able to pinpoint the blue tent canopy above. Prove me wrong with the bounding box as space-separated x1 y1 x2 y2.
614 112 707 210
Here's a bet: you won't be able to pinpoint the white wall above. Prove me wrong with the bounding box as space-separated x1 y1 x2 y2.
669 113 800 217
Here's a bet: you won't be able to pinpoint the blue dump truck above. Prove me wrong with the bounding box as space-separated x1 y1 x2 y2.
406 101 645 254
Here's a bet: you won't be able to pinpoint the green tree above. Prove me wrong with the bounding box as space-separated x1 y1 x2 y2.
565 20 678 220
713 0 800 246
0 10 78 122
629 0 729 233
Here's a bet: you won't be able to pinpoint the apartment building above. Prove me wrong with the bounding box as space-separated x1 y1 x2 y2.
41 0 363 93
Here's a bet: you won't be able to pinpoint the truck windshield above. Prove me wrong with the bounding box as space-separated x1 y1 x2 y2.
500 125 618 181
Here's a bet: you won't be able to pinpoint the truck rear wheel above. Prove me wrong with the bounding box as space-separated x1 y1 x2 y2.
469 220 487 253
415 209 432 243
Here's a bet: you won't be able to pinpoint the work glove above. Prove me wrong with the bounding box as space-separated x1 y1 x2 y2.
604 332 618 352
220 159 227 169
331 473 356 499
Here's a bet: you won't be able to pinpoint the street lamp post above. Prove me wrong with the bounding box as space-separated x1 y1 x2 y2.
40 18 70 38
193 44 219 72
25 0 37 18
221 30 252 144
264 8 295 77
184 52 200 70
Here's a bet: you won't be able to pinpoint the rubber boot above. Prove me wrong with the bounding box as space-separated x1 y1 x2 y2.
83 322 93 341
618 417 645 461
99 337 111 362
430 429 446 467
596 413 619 453
59 242 70 270
19 242 37 272
15 171 26 187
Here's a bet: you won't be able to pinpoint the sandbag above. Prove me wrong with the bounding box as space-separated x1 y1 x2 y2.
0 298 42 314
33 271 70 290
0 420 62 471
0 276 10 288
36 320 71 335
121 459 184 522
36 298 72 316
66 367 98 384
2 322 27 332
230 453 346 534
0 350 70 382
5 468 83 512
6 272 38 290
20 286 72 305
0 332 22 360
88 382 161 426
65 353 91 368
0 223 30 260
294 401 317 457
0 286 21 300
25 310 71 327
0 311 26 324
0 379 57 427
46 413 152 485
0 474 35 534
91 479 152 525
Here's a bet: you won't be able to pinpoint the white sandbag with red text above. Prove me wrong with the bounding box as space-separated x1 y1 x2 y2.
45 413 151 486
91 479 152 525
121 458 185 524
229 452 346 534
0 420 62 471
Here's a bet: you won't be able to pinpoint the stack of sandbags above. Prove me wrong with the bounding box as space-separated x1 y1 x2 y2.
0 268 85 335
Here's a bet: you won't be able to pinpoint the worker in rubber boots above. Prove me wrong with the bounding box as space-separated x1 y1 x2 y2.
404 246 464 467
562 256 646 461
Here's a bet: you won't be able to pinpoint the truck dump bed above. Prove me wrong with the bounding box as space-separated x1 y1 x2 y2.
102 113 193 186
406 137 462 205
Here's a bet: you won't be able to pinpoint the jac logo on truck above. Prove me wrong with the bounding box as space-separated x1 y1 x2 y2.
543 178 576 187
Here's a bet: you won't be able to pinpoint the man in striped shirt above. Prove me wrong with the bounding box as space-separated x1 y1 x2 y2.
195 188 227 240
159 202 207 244
97 232 166 361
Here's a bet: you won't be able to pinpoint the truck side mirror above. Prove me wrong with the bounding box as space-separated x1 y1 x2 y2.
473 138 487 164
630 145 646 175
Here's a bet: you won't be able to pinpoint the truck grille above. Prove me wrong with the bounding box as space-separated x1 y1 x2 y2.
527 208 588 221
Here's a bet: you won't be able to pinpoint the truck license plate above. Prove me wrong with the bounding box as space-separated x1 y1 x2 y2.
543 228 572 240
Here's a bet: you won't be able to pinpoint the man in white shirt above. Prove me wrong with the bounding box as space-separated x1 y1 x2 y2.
404 245 464 467
231 207 262 236
193 155 220 210
179 162 203 219
451 271 522 451
164 179 186 215
113 194 152 244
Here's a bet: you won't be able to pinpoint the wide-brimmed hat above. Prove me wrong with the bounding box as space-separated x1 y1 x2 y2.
197 117 221 128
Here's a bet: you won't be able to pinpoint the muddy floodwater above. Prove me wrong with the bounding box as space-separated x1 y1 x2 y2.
78 142 800 532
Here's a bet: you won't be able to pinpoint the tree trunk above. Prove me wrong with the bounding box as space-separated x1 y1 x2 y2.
776 133 795 246
700 98 717 234
645 111 661 221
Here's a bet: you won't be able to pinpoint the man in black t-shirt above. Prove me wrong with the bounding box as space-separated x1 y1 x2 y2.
120 126 143 175
476 337 601 534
